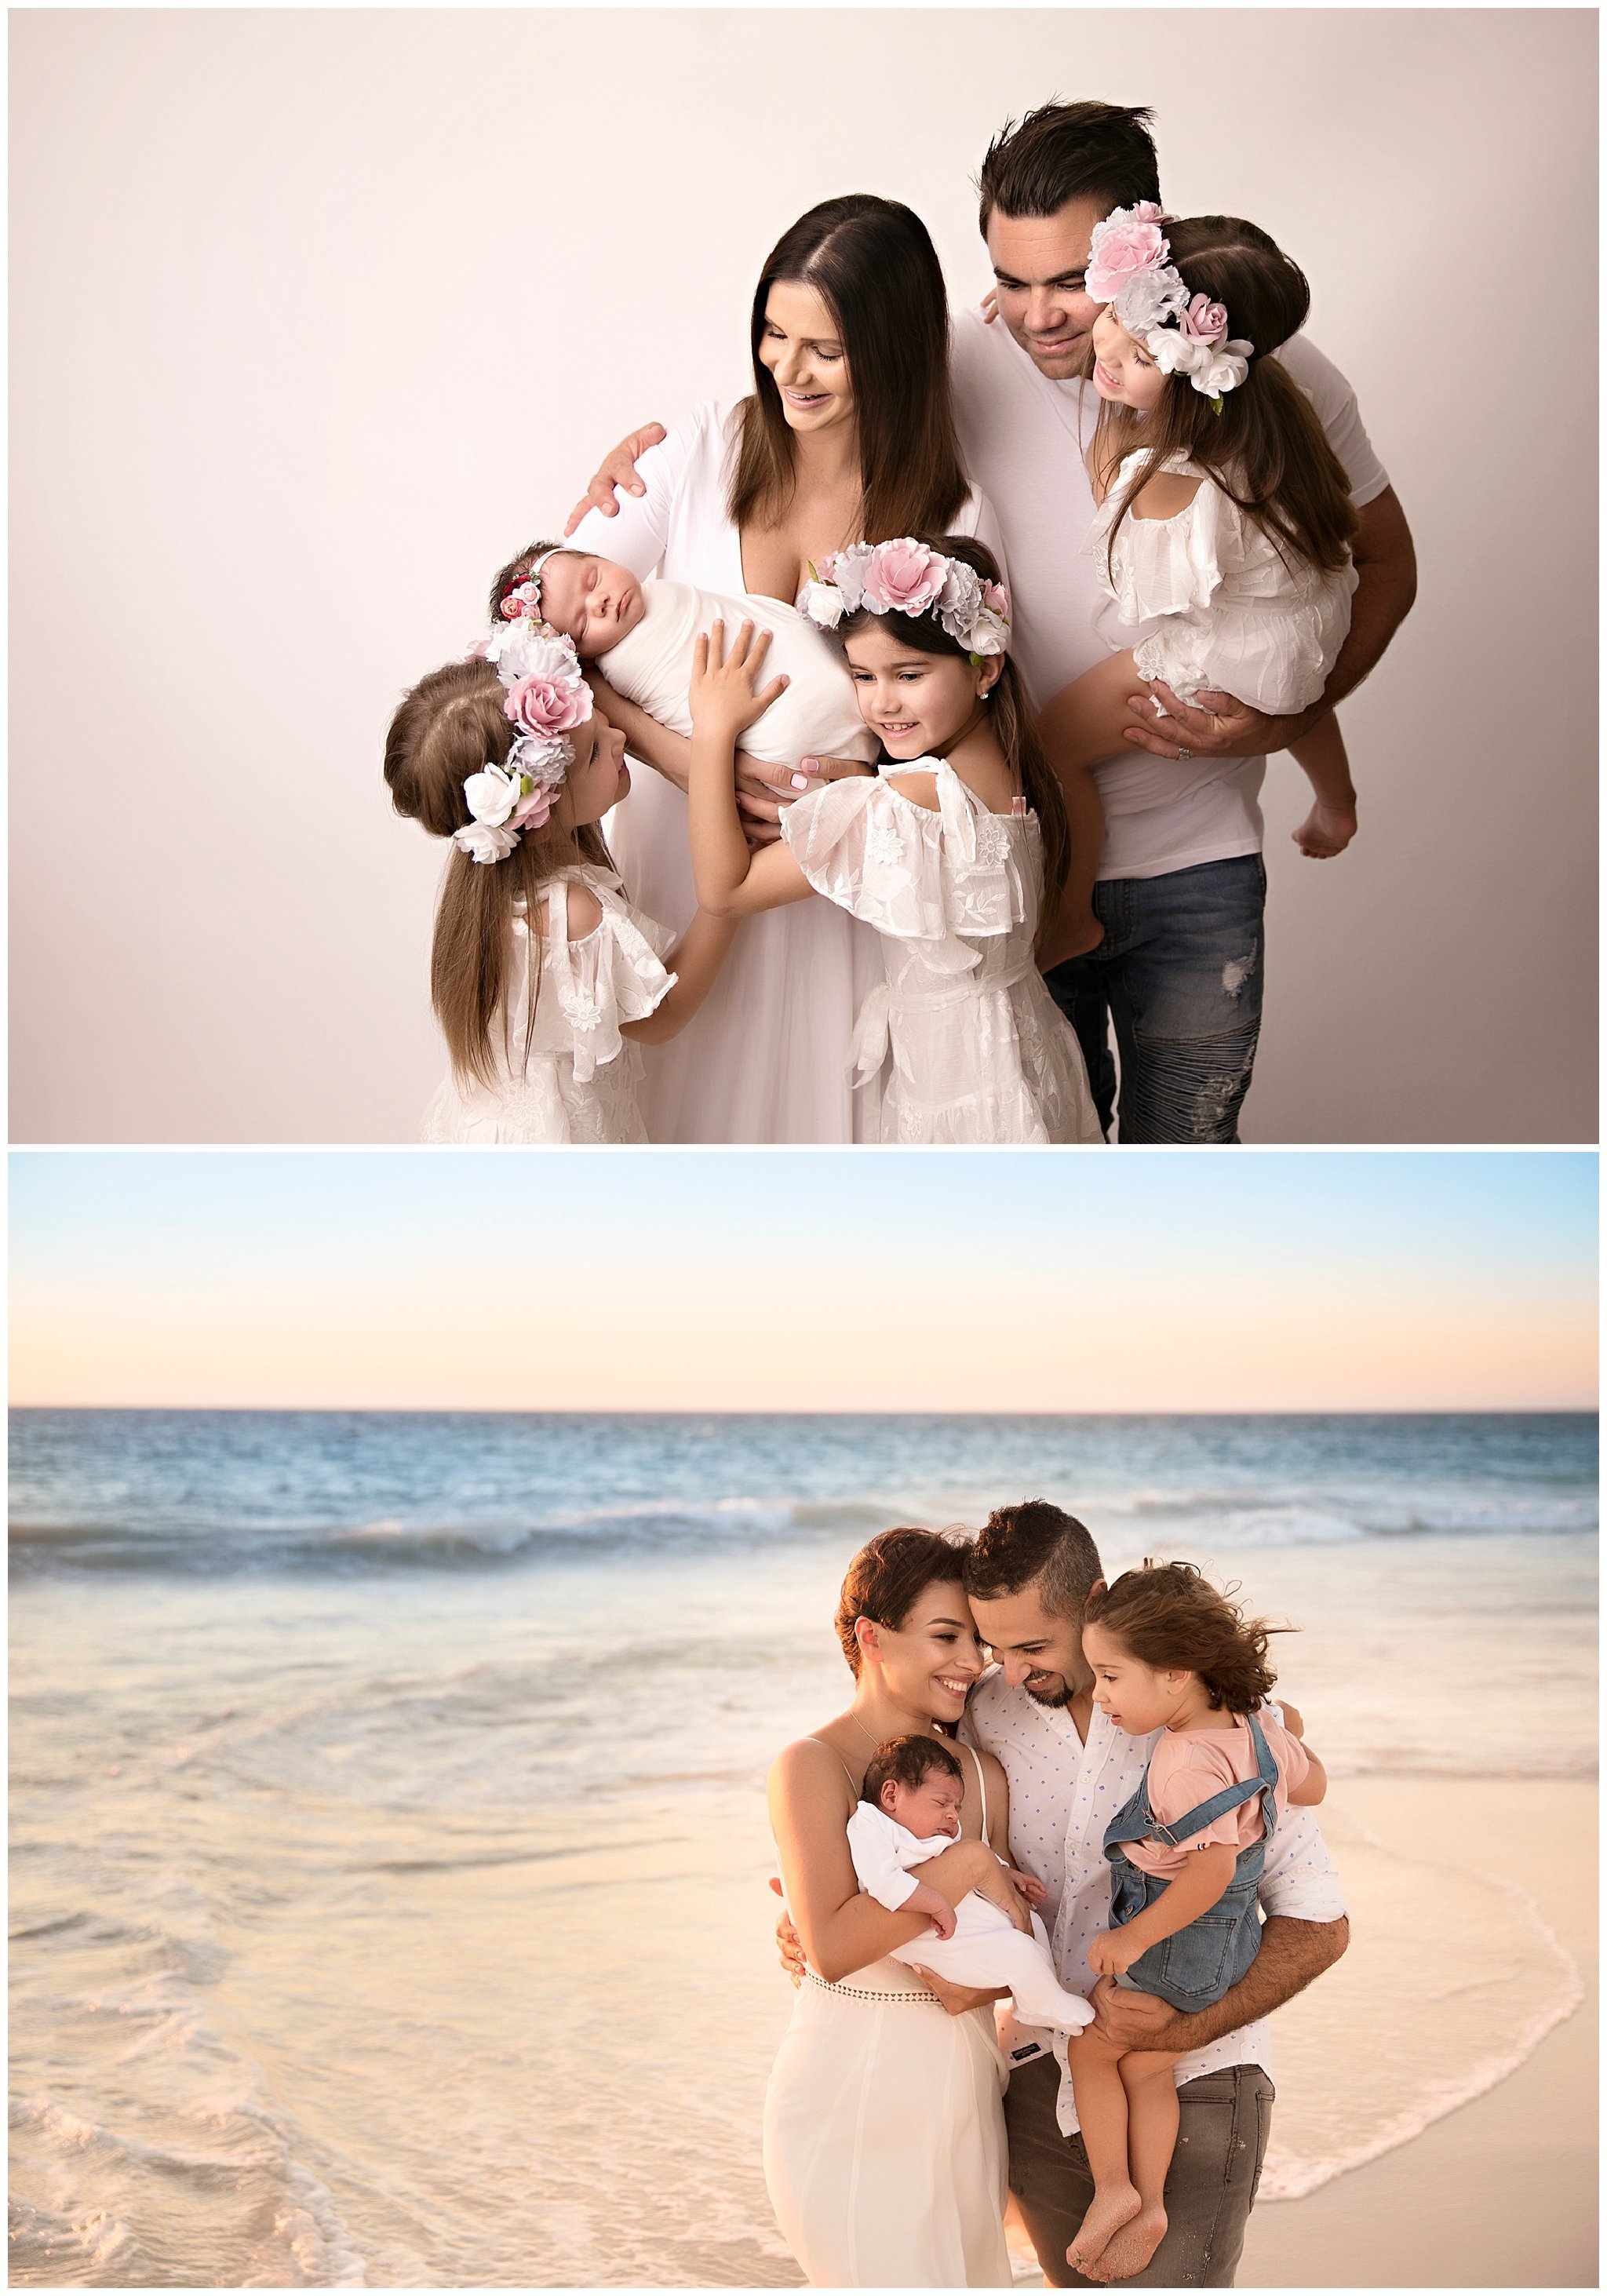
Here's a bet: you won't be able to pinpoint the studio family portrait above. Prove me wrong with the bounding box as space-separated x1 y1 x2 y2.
7 1150 1598 2291
8 7 1598 1146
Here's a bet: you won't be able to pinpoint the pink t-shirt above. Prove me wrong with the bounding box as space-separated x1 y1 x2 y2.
1122 1714 1309 1881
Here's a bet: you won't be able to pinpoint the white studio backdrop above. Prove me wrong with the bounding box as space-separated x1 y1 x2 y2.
9 8 1597 1143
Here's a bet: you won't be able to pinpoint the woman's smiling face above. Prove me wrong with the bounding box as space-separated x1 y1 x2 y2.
758 280 855 439
867 1579 984 1722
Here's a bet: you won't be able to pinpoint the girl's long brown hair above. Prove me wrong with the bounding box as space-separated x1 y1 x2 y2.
729 195 970 547
1082 1560 1292 1713
835 535 1072 934
383 658 609 1087
1090 217 1358 579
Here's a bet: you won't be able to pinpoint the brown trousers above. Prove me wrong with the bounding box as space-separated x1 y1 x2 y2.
1004 2053 1275 2289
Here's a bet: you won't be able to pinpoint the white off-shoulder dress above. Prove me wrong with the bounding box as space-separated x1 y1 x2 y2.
1087 450 1358 713
568 399 1006 1143
778 761 1102 1146
421 866 676 1144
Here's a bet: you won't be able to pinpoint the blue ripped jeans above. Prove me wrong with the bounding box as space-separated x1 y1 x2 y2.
1044 855 1266 1143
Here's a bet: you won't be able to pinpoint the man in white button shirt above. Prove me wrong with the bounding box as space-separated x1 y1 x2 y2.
953 1502 1347 2287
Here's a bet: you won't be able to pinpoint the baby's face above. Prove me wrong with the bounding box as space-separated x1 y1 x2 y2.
537 553 646 658
883 1768 964 1840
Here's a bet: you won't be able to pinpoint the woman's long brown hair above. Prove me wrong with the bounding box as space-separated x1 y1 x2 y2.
383 658 610 1087
834 535 1072 936
1090 216 1358 578
728 195 971 547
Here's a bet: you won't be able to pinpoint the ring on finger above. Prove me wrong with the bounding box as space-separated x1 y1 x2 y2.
1177 745 1193 761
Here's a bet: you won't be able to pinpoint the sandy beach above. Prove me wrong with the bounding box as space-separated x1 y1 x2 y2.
1237 1777 1596 2289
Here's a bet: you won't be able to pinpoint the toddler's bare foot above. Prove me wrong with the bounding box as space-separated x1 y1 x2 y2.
1085 2201 1168 2283
1066 2183 1142 2273
1292 802 1357 858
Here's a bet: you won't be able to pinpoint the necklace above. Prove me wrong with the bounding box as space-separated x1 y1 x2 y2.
850 1707 940 1752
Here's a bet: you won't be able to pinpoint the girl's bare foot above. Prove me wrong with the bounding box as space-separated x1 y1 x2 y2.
1292 802 1357 858
1066 2183 1142 2273
1085 2201 1168 2283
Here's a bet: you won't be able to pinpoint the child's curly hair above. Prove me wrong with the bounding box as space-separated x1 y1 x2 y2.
1082 1560 1290 1712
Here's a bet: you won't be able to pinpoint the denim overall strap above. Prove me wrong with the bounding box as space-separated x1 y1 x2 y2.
1104 1731 1270 1853
1242 1708 1281 1847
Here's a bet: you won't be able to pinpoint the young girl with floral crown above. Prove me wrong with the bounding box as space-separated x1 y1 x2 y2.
1043 210 1363 961
685 534 1102 1144
1064 1562 1327 2283
384 610 735 1143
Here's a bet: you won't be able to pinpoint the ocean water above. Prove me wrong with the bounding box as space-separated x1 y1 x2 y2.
9 1410 1597 2286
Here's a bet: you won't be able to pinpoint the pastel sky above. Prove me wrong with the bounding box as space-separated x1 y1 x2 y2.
9 1151 1598 1413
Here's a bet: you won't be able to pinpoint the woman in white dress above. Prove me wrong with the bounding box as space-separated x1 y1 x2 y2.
567 194 1007 1143
764 1528 1018 2287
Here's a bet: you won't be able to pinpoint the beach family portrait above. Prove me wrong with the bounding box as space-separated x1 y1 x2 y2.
9 8 1597 1145
8 1150 1598 2289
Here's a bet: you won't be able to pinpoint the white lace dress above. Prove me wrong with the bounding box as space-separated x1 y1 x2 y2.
779 762 1102 1146
420 866 676 1144
1087 450 1357 712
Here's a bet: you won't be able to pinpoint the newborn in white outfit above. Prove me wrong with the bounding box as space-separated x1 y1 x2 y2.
847 1737 1092 2032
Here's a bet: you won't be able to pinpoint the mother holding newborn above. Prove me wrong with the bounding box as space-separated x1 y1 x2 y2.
569 195 1004 1143
765 1527 1020 2286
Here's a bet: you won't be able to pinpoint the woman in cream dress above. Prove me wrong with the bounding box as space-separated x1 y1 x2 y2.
568 193 1005 1143
763 1529 1017 2287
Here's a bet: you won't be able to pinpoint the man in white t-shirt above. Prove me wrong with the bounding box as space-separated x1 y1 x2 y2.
566 100 1416 1142
957 1501 1347 2287
954 101 1416 1139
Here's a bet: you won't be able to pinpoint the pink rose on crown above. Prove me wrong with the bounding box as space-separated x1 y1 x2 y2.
863 538 947 617
511 782 559 832
1085 207 1170 303
504 673 590 739
1179 294 1230 346
501 580 541 621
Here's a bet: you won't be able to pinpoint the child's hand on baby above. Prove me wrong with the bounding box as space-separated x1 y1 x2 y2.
690 620 790 741
1006 1868 1048 1908
975 1866 1033 1935
1087 1928 1142 1978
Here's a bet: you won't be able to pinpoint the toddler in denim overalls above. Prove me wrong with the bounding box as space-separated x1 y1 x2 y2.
1060 1562 1328 2283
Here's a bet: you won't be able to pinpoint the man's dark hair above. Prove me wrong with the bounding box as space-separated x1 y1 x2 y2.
977 100 1161 234
963 1500 1103 1620
862 1733 964 1809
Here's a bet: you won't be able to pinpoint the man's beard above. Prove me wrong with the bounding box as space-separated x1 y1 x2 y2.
1025 1675 1073 1709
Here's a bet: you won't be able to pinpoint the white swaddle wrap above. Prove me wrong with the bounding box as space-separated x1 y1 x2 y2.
596 578 878 769
846 1801 1093 2032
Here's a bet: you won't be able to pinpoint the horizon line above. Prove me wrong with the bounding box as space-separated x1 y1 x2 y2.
9 1401 1598 1420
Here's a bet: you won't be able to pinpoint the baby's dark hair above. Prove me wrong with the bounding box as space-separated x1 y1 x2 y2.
836 534 1071 931
861 1733 964 1809
1082 1561 1292 1712
488 540 572 625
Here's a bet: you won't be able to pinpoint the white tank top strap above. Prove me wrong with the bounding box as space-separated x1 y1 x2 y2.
805 1736 860 1795
965 1738 989 1841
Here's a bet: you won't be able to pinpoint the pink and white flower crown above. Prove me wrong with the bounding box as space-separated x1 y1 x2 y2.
456 596 592 866
1086 204 1255 412
796 540 1010 661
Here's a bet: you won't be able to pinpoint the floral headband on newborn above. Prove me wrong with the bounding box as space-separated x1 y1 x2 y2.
1085 204 1255 411
455 608 592 865
796 540 1011 662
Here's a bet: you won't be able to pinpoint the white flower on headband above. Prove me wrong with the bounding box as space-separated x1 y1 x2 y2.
453 606 592 863
796 542 1011 658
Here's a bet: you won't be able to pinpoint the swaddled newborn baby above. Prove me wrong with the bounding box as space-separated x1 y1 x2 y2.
847 1734 1093 2032
494 541 876 773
